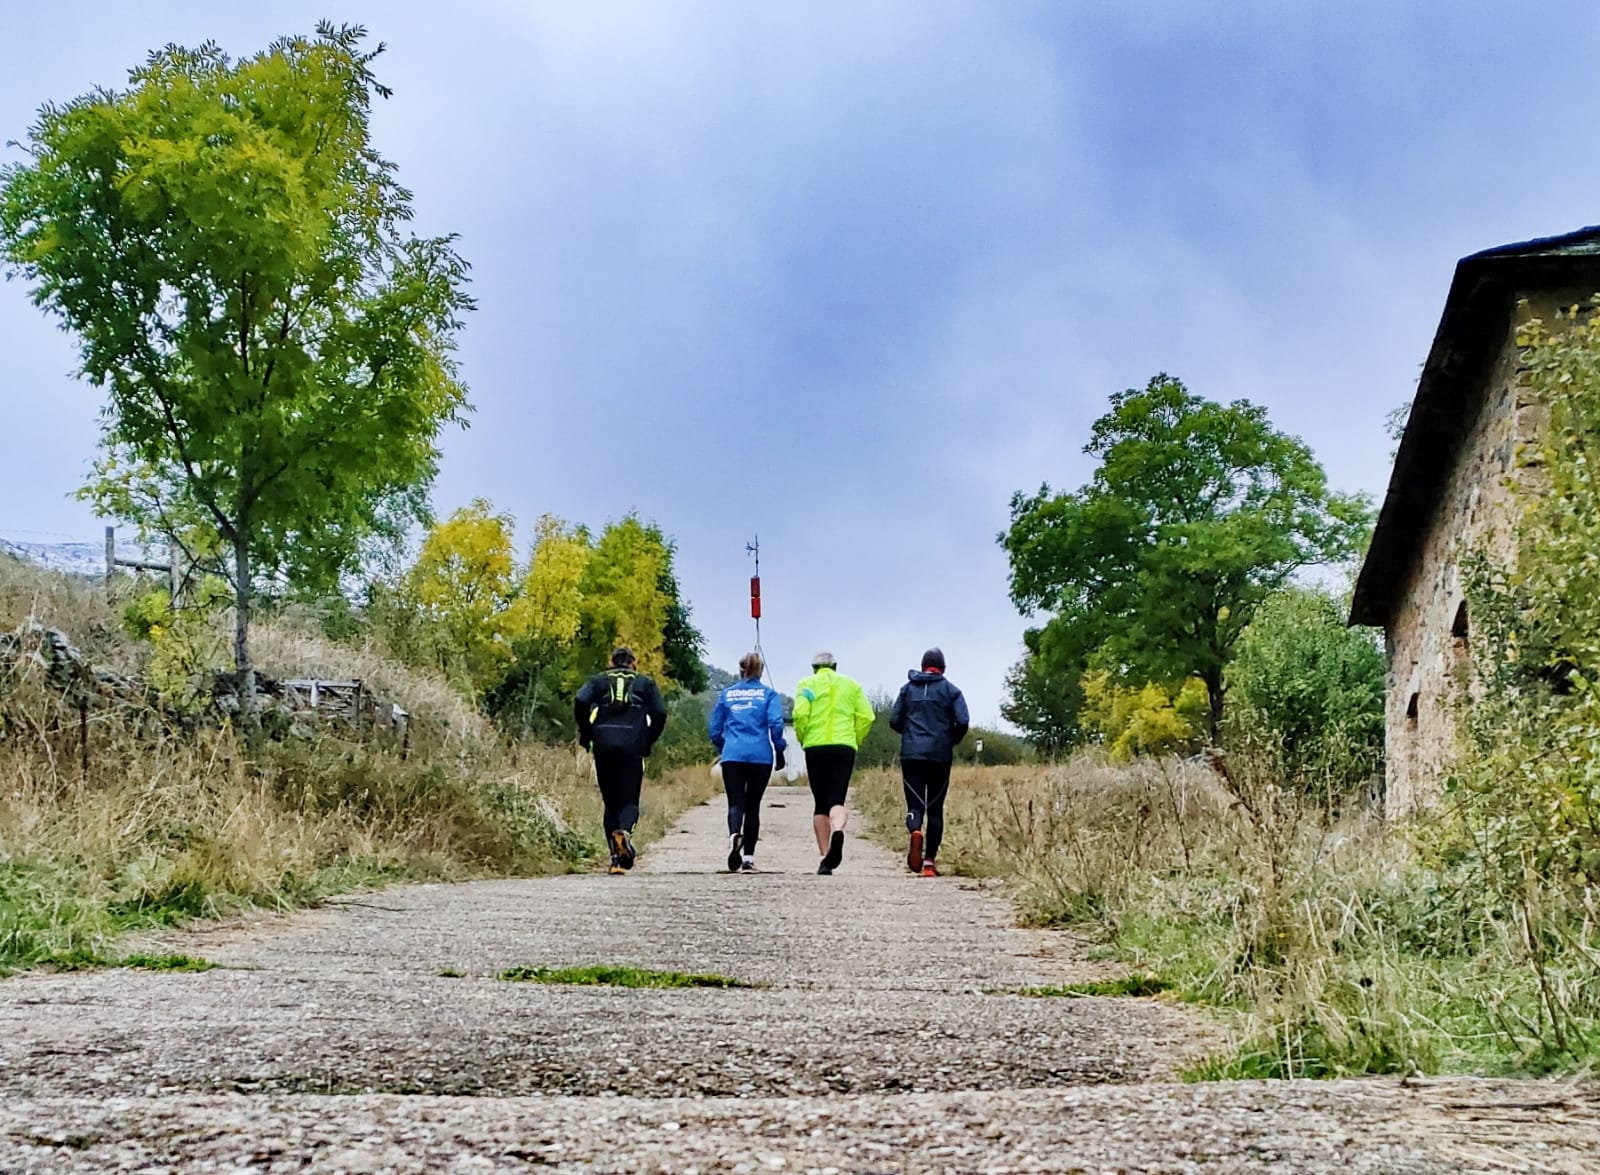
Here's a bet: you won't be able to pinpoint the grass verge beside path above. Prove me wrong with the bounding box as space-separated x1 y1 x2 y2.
0 756 717 977
853 759 1600 1081
0 556 721 976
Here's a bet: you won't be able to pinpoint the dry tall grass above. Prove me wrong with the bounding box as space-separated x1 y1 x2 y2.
0 557 714 971
855 754 1600 1077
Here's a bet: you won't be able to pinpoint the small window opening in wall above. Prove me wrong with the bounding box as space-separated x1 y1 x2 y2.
1451 600 1469 643
1406 692 1419 728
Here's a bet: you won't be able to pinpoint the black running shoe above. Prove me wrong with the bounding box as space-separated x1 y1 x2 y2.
727 832 743 873
821 830 844 870
609 829 636 870
817 861 833 875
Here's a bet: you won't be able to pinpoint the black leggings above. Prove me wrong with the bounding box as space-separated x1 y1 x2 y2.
722 761 772 852
594 752 643 837
902 758 952 860
805 745 856 815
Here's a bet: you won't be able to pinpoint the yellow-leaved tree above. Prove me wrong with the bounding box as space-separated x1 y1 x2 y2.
514 514 590 647
405 500 522 694
574 515 671 679
1080 671 1209 761
393 504 705 739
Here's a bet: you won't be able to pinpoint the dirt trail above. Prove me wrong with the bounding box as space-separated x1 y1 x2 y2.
1 785 1594 1172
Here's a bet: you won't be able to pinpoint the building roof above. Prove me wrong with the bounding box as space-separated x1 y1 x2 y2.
1349 226 1600 628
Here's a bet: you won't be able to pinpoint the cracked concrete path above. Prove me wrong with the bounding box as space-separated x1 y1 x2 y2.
1 785 1595 1172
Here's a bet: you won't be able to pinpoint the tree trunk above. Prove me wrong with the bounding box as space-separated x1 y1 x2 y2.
1204 666 1224 745
233 530 260 744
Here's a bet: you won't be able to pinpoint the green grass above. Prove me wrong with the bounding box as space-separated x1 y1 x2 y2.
497 964 757 989
1014 973 1172 998
0 947 217 975
118 952 216 972
437 967 465 978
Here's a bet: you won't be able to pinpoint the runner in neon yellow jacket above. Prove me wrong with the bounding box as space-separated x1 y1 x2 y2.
793 654 876 873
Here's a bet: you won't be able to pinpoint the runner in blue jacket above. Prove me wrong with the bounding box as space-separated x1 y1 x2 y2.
708 652 787 872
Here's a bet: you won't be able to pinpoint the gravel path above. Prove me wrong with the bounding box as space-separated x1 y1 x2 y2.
1 784 1595 1172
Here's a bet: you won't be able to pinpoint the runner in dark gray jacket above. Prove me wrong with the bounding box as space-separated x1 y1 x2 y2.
888 647 970 876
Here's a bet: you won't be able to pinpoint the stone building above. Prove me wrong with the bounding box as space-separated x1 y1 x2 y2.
1351 226 1600 817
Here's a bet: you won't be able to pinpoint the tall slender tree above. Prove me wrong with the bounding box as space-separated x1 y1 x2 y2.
0 24 472 734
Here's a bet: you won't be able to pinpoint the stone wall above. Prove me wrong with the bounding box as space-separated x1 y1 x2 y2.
1381 291 1572 816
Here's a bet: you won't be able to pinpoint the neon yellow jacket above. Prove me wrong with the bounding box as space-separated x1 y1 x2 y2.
793 667 875 750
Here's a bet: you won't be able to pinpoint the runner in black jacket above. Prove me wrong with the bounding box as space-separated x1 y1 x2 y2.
889 647 969 877
575 647 668 874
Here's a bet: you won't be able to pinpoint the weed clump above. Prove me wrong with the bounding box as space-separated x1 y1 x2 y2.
498 964 756 989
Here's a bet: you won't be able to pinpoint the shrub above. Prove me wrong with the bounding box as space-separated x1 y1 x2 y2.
1223 587 1384 802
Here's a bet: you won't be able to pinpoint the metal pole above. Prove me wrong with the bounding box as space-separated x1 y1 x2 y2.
104 526 115 593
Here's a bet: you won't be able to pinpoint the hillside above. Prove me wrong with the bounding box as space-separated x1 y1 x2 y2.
0 557 714 973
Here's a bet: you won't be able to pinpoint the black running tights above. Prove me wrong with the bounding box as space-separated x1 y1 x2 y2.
722 761 772 852
594 752 643 837
902 758 953 860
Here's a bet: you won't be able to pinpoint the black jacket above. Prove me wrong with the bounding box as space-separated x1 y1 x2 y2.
889 670 970 763
575 668 668 758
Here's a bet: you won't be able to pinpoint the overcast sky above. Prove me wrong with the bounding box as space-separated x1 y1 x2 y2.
4 2 1600 722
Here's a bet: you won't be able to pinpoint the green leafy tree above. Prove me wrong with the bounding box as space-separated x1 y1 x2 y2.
1001 624 1091 753
854 690 903 770
659 556 709 696
0 24 472 733
1000 375 1370 738
1223 586 1385 800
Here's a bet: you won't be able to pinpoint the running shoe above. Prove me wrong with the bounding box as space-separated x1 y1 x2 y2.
740 858 757 873
821 830 844 871
608 857 626 876
609 829 636 870
816 861 833 875
907 828 924 873
727 832 743 873
921 860 939 878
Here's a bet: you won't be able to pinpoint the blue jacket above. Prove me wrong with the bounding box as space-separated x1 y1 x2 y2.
889 670 970 763
709 678 787 764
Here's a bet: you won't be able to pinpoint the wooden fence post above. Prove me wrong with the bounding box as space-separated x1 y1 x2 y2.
78 696 89 778
104 526 115 594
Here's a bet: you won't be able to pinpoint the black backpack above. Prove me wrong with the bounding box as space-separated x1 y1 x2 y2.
597 669 639 718
590 668 647 754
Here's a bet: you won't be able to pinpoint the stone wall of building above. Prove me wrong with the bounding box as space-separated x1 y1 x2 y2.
1381 292 1573 816
1384 326 1515 816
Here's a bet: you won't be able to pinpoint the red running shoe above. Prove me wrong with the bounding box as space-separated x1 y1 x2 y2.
907 829 924 873
921 860 939 878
